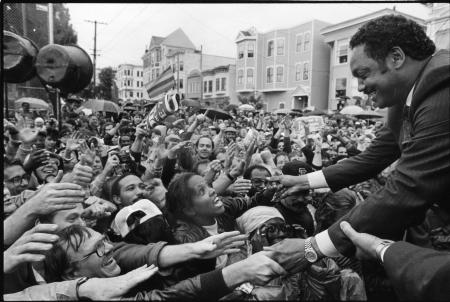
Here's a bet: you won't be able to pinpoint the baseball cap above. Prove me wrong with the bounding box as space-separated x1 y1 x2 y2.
282 161 313 176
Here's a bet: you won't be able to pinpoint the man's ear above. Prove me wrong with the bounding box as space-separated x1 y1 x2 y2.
388 46 406 69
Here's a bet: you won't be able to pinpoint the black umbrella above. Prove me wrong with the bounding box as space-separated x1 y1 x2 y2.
203 108 233 120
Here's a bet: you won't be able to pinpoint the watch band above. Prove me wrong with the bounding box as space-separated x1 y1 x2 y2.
225 172 236 182
76 276 90 300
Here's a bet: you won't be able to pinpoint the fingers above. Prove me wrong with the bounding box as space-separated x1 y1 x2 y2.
26 233 59 244
14 253 46 263
16 242 54 254
264 256 287 276
47 182 84 190
340 221 360 243
267 176 282 182
26 224 59 234
51 170 64 183
222 248 241 254
211 230 241 242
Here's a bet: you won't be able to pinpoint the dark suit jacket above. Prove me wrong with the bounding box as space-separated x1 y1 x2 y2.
383 241 450 301
323 50 450 256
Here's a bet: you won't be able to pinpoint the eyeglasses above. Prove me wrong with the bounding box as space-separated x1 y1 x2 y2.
6 175 30 186
70 236 109 264
251 178 268 186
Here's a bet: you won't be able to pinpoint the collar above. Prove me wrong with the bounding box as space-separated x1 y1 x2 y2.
406 84 415 107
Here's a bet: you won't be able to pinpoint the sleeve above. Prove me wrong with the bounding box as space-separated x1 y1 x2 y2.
383 242 450 301
112 241 168 273
103 133 113 146
131 269 230 301
327 90 450 256
4 280 78 301
322 126 401 192
161 158 177 188
283 136 292 154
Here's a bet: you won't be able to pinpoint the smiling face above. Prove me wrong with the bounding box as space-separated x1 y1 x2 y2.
197 137 213 160
185 175 224 220
35 157 59 183
115 175 148 207
64 228 121 279
350 45 403 109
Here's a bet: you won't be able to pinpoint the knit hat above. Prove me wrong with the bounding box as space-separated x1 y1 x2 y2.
111 199 163 237
282 161 313 176
236 206 284 234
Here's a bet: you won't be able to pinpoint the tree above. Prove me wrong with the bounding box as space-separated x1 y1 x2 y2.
97 67 116 100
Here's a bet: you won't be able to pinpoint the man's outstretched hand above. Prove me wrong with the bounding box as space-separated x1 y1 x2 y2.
340 221 384 260
263 238 310 274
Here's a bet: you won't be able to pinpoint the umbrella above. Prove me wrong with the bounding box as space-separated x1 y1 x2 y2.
274 108 289 115
239 104 255 111
15 97 49 110
340 105 364 115
181 99 201 108
80 108 93 116
79 99 120 114
354 110 383 119
204 108 233 120
304 109 328 116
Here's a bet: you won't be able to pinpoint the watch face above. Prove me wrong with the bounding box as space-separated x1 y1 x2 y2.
305 250 318 262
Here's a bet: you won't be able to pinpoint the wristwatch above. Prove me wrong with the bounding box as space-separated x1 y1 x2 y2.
76 276 90 300
304 237 318 263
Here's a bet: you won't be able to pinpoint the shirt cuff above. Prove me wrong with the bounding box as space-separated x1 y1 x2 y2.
307 171 329 189
315 230 341 257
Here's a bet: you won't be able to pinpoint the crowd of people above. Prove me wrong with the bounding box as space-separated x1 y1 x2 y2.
3 15 449 301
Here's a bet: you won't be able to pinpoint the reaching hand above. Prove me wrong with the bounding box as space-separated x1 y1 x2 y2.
62 162 94 188
340 221 384 260
229 160 245 178
82 197 117 220
23 183 85 216
222 251 287 287
191 231 248 259
227 178 252 195
4 224 59 273
23 149 50 172
104 154 120 175
80 264 159 300
263 238 309 274
203 160 222 184
267 175 310 198
19 128 39 144
167 141 190 159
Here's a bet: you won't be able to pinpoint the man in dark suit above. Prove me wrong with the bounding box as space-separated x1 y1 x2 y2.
264 14 450 286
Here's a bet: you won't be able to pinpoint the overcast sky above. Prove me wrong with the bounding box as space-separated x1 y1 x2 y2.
65 3 431 69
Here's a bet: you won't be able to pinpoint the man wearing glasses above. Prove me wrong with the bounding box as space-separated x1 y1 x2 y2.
4 159 31 196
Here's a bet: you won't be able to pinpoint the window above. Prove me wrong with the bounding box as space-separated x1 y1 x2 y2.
155 69 159 78
221 78 226 91
238 44 244 59
267 67 273 83
156 49 161 62
276 66 284 82
238 69 244 84
130 91 133 97
216 78 220 91
336 39 349 64
179 79 183 89
247 43 254 58
137 81 139 87
180 61 184 71
247 68 254 85
335 78 347 98
279 103 285 109
304 32 310 51
295 64 302 81
303 62 309 80
127 80 131 86
267 40 274 57
277 38 285 56
296 34 303 53
208 80 213 93
204 81 207 93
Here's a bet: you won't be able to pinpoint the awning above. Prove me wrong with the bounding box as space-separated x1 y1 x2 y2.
291 85 310 96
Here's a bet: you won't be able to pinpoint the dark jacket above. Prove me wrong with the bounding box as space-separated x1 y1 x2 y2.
383 241 450 301
323 50 450 256
169 196 251 283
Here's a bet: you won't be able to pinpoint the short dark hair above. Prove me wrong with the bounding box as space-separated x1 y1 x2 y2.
44 225 92 282
350 14 435 62
243 165 272 180
195 135 214 149
110 173 133 200
5 158 24 170
166 172 197 218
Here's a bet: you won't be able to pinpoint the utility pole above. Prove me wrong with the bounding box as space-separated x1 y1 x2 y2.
199 45 203 101
176 52 180 94
48 3 54 43
85 19 107 97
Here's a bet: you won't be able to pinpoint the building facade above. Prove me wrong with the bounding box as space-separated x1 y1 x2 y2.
186 64 237 108
320 8 426 110
426 3 450 50
142 28 234 107
235 21 331 112
115 64 147 101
